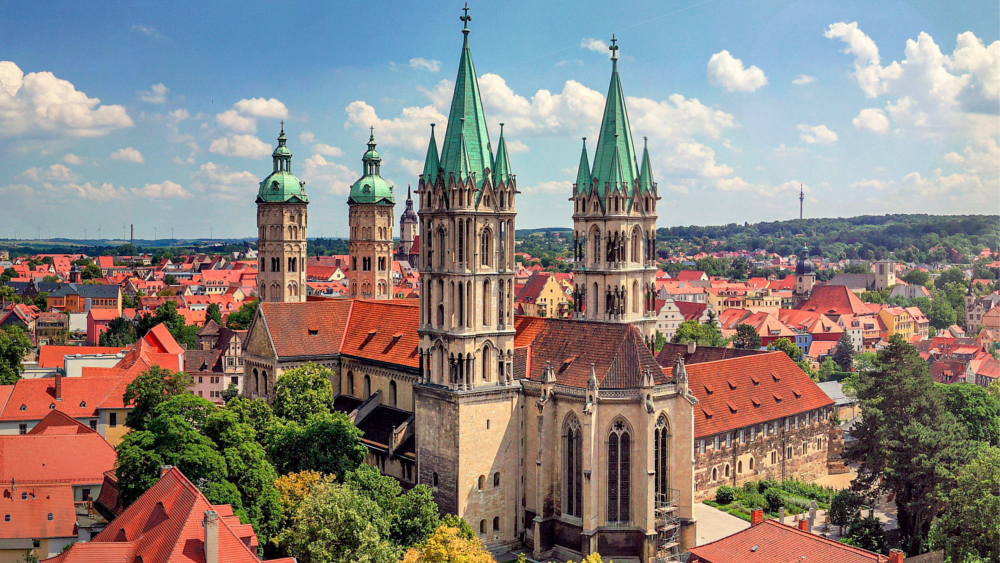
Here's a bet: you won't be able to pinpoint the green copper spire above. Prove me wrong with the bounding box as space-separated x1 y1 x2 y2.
590 35 639 197
574 137 591 196
638 136 654 193
608 134 628 195
439 3 494 190
422 123 440 180
493 123 512 184
348 129 395 205
257 123 308 203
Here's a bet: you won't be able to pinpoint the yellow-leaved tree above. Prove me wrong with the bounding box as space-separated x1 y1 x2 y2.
273 470 336 528
402 525 495 563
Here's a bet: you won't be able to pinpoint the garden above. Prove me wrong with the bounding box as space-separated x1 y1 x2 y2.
704 479 835 522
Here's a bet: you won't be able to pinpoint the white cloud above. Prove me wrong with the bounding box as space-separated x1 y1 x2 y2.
140 83 169 103
408 58 441 72
628 93 737 143
521 180 572 195
417 80 454 111
399 158 424 176
313 143 343 157
345 100 446 152
62 154 82 165
67 180 189 200
302 154 360 196
943 136 999 176
110 147 145 163
792 75 816 85
138 180 189 198
233 97 288 118
852 108 890 134
707 50 768 92
0 61 134 138
477 74 606 136
208 134 271 158
580 38 608 53
300 131 316 144
23 163 76 182
169 109 191 121
850 179 890 190
505 140 530 153
216 109 256 133
716 176 752 191
797 124 838 145
825 23 999 137
773 144 809 158
663 142 733 178
192 162 259 201
131 25 161 38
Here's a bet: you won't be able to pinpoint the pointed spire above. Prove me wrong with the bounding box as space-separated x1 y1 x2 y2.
638 136 654 193
422 123 440 181
493 123 512 184
608 134 627 196
440 3 493 191
457 118 473 182
590 36 639 197
575 137 592 196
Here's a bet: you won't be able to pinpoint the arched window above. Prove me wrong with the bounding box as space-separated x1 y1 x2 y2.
432 472 439 487
483 280 491 326
654 415 670 501
364 375 371 399
481 229 492 267
632 280 639 314
725 464 731 478
389 380 397 406
252 368 259 394
478 475 485 490
738 460 743 473
493 472 500 487
347 371 355 396
565 414 583 518
492 516 500 532
262 371 269 395
479 520 486 534
749 457 755 471
608 419 631 522
481 346 492 382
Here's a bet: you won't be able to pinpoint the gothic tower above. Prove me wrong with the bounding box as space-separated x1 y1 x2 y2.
412 6 520 548
793 245 816 304
399 185 418 259
571 37 659 342
256 124 308 303
348 131 396 299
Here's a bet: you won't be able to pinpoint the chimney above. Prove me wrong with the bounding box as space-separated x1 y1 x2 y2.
687 341 697 355
203 510 220 563
889 550 904 563
159 465 174 478
54 371 63 401
750 508 764 527
797 518 810 532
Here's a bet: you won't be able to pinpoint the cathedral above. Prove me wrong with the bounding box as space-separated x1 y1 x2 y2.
245 9 696 562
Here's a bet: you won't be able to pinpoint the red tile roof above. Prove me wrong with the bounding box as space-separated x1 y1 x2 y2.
676 301 709 321
339 300 421 369
38 346 128 369
777 309 844 339
516 272 551 304
664 351 834 438
27 409 95 435
0 484 78 540
0 376 121 422
0 411 116 486
46 467 286 563
796 284 872 317
677 270 707 281
689 520 888 563
258 300 354 358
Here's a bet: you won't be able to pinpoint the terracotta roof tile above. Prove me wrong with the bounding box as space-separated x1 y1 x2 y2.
259 300 354 358
340 300 421 369
0 484 77 540
795 285 872 317
0 411 116 486
689 520 888 563
38 346 128 369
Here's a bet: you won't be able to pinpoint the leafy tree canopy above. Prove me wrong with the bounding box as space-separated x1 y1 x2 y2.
732 324 762 350
929 444 1000 563
269 412 367 478
768 337 803 361
671 319 728 347
402 525 495 563
123 366 194 432
938 382 1000 447
0 326 32 385
225 299 258 330
271 363 337 424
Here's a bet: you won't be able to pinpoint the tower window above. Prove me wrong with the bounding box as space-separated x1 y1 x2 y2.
363 257 372 271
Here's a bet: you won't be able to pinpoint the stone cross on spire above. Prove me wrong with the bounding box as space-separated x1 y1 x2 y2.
280 120 285 133
461 2 471 33
370 125 375 141
609 34 619 61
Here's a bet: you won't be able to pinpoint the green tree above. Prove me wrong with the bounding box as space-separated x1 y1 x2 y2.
767 337 803 361
671 319 728 347
829 489 863 535
927 297 957 330
901 269 930 287
278 481 400 563
832 332 855 372
41 275 59 283
929 444 1000 563
0 326 32 385
938 383 1000 446
152 393 217 431
401 524 495 563
226 299 258 330
81 263 103 280
164 274 178 285
122 366 194 432
732 324 762 350
99 317 138 347
845 336 971 555
275 470 336 528
206 303 223 326
221 383 239 403
270 412 367 478
843 516 888 555
0 285 16 303
345 464 440 549
934 267 966 289
818 358 838 382
271 363 337 424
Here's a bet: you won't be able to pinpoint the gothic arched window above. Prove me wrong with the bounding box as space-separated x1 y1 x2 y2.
389 380 397 406
654 415 670 501
564 414 583 518
364 375 372 399
608 419 631 522
347 371 355 396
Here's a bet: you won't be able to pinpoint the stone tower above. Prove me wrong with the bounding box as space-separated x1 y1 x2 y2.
571 37 659 342
794 245 816 302
256 125 308 303
412 6 520 549
874 258 895 291
348 131 396 299
399 185 418 257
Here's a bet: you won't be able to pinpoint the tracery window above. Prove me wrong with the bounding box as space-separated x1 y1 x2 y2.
607 419 631 522
654 415 670 501
564 415 583 518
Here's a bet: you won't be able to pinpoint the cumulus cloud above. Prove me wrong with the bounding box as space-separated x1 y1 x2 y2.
233 97 288 118
345 100 446 151
300 131 316 144
302 153 362 196
797 124 838 145
192 162 259 201
169 108 191 121
62 154 82 165
67 180 189 200
23 163 77 182
707 50 768 92
521 180 572 195
110 147 145 163
943 136 999 177
399 158 424 176
216 109 256 133
139 83 169 103
408 58 441 72
852 108 890 134
313 143 343 157
476 74 606 136
792 75 816 85
209 134 271 158
580 38 608 53
0 61 133 138
825 23 999 136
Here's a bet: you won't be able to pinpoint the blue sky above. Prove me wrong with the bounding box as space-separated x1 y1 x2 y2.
0 0 997 240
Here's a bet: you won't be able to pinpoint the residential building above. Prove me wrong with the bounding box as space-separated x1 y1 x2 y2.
795 284 873 322
256 125 308 303
516 271 571 318
34 312 68 346
877 306 915 340
817 380 860 423
47 466 294 563
46 284 121 315
188 325 245 402
890 284 932 300
655 298 712 341
906 306 930 338
348 132 396 299
85 308 119 345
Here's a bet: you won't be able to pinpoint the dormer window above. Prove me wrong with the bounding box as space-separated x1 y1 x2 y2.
80 401 87 408
19 405 26 412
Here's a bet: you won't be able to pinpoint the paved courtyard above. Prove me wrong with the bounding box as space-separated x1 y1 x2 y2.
693 502 750 546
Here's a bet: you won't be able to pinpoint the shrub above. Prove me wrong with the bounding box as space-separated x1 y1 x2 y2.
765 488 785 512
738 491 767 510
715 485 735 505
830 490 863 529
757 479 778 493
